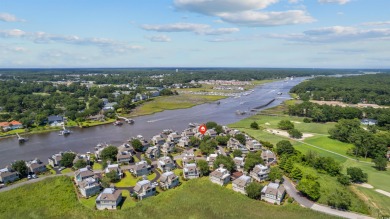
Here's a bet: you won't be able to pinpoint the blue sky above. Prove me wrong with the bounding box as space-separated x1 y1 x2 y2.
0 0 389 68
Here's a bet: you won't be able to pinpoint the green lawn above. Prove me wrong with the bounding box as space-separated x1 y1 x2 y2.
92 162 103 171
46 165 57 175
115 172 157 187
128 94 225 117
0 176 338 219
121 190 137 209
61 168 73 174
0 128 25 137
79 196 97 210
354 186 390 217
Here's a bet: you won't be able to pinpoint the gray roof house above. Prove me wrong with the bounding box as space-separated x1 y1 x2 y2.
78 177 101 198
227 138 248 154
261 182 286 205
182 153 195 166
159 171 179 190
116 151 133 164
48 115 64 124
26 159 47 174
361 119 378 126
131 160 151 177
152 134 166 146
181 128 195 137
206 154 218 167
96 188 122 210
73 154 90 167
177 136 190 148
233 157 245 172
261 150 276 165
167 132 181 143
250 164 270 182
246 139 262 152
233 175 251 195
158 156 176 172
183 163 199 179
205 129 217 138
134 177 156 200
0 167 19 184
48 153 63 167
105 164 123 179
145 146 160 159
210 164 231 186
75 166 95 185
161 142 175 154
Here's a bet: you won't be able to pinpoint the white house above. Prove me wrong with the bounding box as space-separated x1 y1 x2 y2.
250 164 269 182
209 164 230 186
158 156 176 172
232 175 251 195
133 177 156 200
261 182 286 205
159 171 179 190
96 188 122 210
183 163 199 179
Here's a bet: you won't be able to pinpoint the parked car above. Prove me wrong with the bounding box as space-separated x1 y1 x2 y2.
0 184 5 189
27 175 32 179
58 167 65 171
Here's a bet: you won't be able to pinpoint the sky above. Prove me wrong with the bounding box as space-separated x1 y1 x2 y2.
0 0 390 68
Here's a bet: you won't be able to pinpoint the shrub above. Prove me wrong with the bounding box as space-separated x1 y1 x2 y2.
250 121 259 130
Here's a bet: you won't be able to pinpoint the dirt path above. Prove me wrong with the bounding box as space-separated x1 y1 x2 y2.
266 128 314 140
375 189 390 198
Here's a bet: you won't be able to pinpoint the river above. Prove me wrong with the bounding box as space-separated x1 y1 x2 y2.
0 78 306 166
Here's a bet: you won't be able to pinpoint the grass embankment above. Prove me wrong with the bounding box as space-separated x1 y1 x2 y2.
128 94 225 117
0 176 337 219
229 105 390 216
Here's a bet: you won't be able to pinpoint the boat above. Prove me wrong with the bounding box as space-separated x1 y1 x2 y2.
59 129 71 136
277 92 283 95
16 133 27 143
127 119 134 124
188 123 197 128
113 121 123 126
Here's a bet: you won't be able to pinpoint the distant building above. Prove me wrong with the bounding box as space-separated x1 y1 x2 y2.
48 116 64 126
0 167 19 183
361 119 378 126
0 120 23 131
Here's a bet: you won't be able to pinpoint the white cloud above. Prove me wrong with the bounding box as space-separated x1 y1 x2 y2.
361 21 390 26
0 29 143 54
218 10 314 26
270 26 390 43
173 0 314 27
288 0 301 3
174 0 278 15
141 23 239 35
0 13 25 22
318 0 350 5
145 35 172 42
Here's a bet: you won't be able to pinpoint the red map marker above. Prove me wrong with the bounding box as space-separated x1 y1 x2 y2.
199 124 207 135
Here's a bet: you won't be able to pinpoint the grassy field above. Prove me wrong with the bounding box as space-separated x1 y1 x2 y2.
128 94 225 117
178 80 276 94
353 186 390 217
115 172 157 187
0 176 338 219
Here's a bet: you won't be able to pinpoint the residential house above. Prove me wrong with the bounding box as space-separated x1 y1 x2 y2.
26 159 47 174
361 119 378 126
183 163 199 179
48 153 63 167
232 175 251 195
103 102 117 111
194 132 204 140
73 154 90 167
78 177 101 198
228 129 241 136
75 166 95 185
95 144 110 160
116 151 133 164
0 120 23 131
145 146 160 159
158 156 176 172
233 157 245 172
250 164 270 182
48 115 64 126
118 143 134 154
206 154 218 167
181 128 195 138
205 129 217 138
182 154 195 166
135 93 148 102
261 182 286 205
96 188 122 210
152 134 165 146
246 140 262 152
227 138 248 153
131 160 151 177
105 164 123 179
159 171 179 190
133 177 156 200
167 132 181 143
177 136 190 148
0 167 19 183
140 140 151 152
209 164 231 186
161 142 175 154
261 150 276 165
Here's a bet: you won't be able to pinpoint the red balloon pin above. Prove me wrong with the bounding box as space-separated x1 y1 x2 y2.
199 124 207 135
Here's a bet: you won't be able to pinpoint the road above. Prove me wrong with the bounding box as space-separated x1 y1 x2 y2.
283 176 374 219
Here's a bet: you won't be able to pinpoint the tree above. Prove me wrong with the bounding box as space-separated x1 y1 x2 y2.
200 139 217 155
206 121 218 129
245 182 263 199
290 166 303 180
197 160 210 176
101 177 111 188
276 140 294 156
100 146 118 161
337 174 351 186
244 158 259 172
74 159 87 169
105 170 120 183
297 176 321 201
288 129 303 139
278 120 294 130
61 152 76 168
260 140 274 149
189 136 201 147
373 155 387 171
232 149 242 158
131 139 143 151
216 135 230 146
346 167 368 183
160 88 174 96
268 167 283 182
234 133 246 145
213 155 235 172
12 160 28 177
215 125 224 134
327 189 351 210
250 121 259 130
